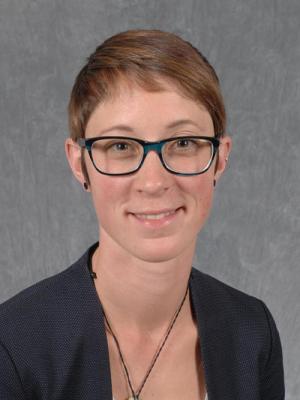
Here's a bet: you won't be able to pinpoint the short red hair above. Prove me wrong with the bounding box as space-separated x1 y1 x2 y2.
68 29 226 141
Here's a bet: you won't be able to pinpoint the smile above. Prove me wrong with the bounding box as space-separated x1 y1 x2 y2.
133 210 177 220
129 207 183 229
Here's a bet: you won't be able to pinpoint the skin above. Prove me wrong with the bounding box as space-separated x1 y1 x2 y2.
65 79 231 399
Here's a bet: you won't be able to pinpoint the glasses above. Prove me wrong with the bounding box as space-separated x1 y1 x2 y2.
77 135 220 176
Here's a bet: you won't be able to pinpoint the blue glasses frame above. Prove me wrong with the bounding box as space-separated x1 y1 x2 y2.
77 135 220 176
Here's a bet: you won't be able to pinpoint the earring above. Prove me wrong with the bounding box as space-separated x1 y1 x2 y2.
213 179 216 187
83 182 88 190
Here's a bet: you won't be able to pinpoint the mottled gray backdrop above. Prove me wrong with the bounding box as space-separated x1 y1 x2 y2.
0 0 299 398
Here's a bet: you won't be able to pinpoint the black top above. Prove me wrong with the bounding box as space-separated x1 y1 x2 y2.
0 242 285 399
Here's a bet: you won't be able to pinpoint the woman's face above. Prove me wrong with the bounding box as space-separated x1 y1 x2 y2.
67 80 231 263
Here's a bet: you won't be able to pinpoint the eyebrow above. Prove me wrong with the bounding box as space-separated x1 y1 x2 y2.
98 119 206 135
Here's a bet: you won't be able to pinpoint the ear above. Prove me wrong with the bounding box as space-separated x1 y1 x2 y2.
65 138 90 191
214 135 232 183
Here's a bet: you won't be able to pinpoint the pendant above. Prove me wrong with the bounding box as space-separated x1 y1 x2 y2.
127 397 139 400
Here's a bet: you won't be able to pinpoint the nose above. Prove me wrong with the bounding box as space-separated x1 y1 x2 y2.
133 150 173 195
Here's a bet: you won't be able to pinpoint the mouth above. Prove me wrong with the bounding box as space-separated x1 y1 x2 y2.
129 207 184 227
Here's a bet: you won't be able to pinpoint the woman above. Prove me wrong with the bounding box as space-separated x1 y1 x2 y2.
0 30 284 399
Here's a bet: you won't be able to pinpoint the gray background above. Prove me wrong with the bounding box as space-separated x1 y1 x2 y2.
0 0 299 398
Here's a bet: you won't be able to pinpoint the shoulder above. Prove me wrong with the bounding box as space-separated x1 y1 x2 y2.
190 267 283 371
0 246 92 348
0 243 105 396
190 267 281 346
191 266 267 313
190 268 285 397
0 260 79 321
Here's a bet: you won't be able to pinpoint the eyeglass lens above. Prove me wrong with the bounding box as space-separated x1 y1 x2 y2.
90 137 214 175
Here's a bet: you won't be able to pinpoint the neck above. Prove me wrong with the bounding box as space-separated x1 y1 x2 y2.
91 239 196 338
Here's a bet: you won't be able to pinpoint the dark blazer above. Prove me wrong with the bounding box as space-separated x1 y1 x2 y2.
0 242 285 399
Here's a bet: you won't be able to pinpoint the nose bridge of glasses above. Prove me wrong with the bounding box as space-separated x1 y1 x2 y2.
143 141 163 157
139 141 166 172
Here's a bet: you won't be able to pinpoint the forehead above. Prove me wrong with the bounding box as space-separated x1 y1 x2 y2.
105 75 204 108
85 79 214 139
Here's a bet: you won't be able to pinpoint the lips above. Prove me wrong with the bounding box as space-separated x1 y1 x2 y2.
129 207 183 226
131 206 182 216
133 209 177 220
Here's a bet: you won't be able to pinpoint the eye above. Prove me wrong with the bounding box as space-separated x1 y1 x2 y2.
97 139 141 158
111 142 130 151
103 139 136 153
173 138 199 151
176 138 193 147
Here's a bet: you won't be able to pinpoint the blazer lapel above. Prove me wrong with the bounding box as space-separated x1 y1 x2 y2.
189 268 236 400
77 245 113 400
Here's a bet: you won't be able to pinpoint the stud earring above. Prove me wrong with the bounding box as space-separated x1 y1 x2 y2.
83 182 88 190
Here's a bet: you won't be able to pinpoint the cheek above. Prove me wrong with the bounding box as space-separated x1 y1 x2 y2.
197 190 214 223
90 175 129 221
182 175 214 220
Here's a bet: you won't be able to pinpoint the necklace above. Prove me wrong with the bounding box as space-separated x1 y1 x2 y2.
101 284 189 400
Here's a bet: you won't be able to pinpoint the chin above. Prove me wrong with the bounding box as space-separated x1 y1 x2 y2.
129 238 195 264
